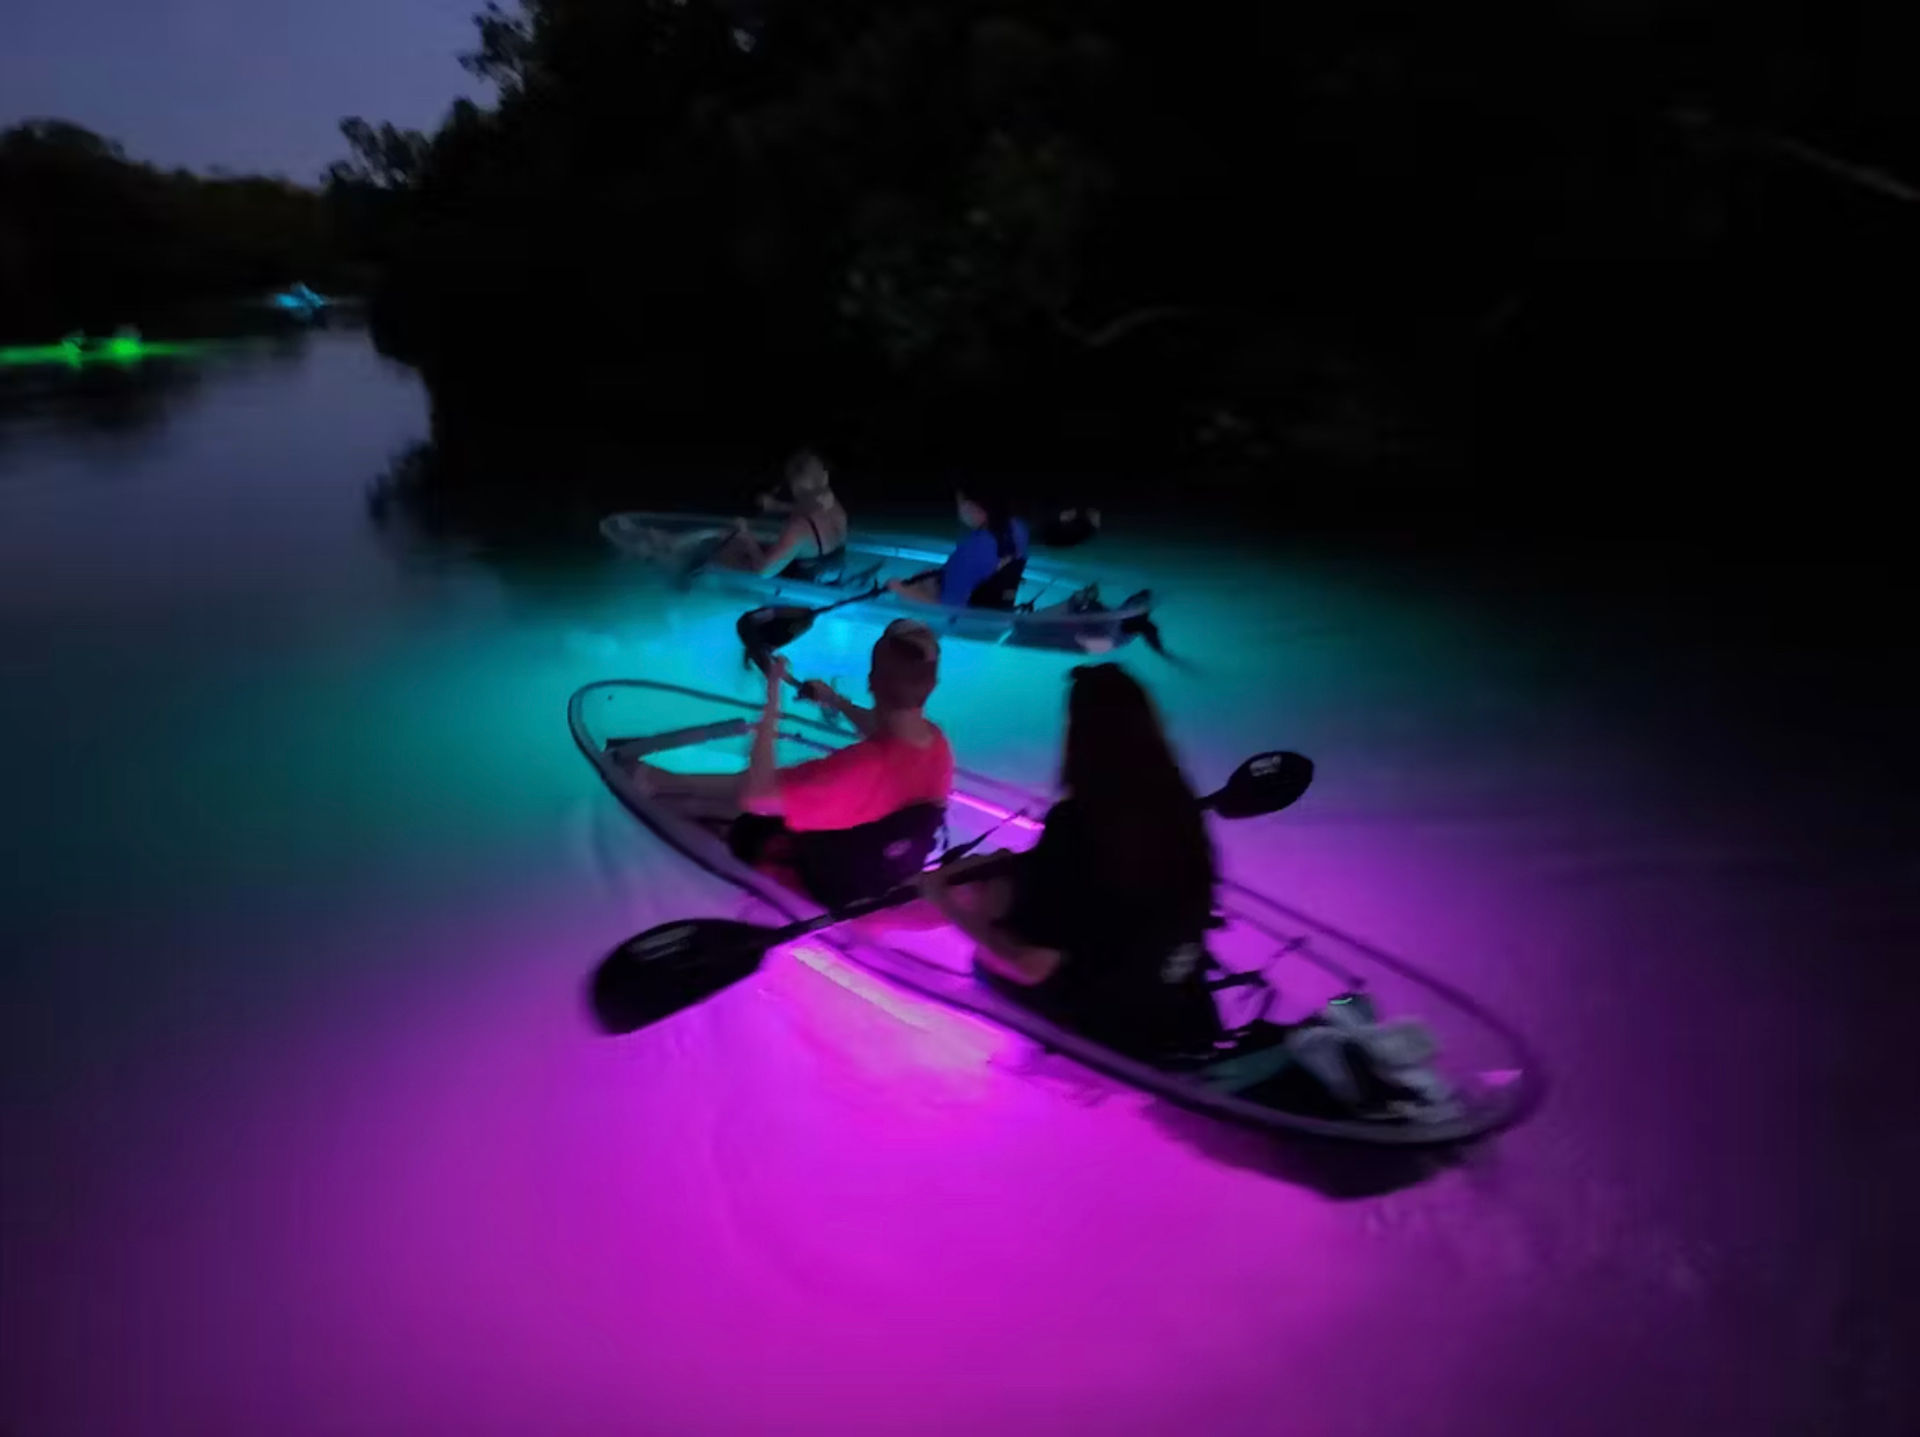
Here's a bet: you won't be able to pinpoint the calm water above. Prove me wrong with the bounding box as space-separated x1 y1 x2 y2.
2 330 1913 1435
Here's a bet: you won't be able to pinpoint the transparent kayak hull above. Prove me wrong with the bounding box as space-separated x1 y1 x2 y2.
571 678 1544 1145
600 511 1153 652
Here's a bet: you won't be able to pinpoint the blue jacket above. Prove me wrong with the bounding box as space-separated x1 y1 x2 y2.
940 519 1030 607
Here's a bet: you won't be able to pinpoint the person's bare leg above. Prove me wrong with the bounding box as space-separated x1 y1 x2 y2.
952 876 1018 975
612 760 746 822
953 874 1014 920
893 574 941 603
704 531 764 573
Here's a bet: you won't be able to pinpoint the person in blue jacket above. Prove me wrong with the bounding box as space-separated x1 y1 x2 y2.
888 490 1031 609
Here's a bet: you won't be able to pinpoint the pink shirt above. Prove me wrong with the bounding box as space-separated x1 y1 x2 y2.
778 726 954 832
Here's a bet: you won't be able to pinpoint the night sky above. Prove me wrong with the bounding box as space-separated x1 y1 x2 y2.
2 0 479 180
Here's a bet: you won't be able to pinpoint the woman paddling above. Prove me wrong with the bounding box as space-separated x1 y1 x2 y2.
916 663 1222 1059
621 621 950 908
710 450 851 579
886 489 1030 610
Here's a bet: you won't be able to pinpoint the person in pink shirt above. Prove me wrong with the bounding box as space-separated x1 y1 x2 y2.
629 620 951 906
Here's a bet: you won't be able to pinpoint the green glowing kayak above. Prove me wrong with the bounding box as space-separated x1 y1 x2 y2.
0 335 207 369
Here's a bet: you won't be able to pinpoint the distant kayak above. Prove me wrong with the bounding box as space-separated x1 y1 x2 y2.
0 335 205 370
268 282 332 316
571 677 1543 1145
601 510 1156 652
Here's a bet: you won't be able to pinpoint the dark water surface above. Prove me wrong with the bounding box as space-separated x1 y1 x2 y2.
2 331 1914 1435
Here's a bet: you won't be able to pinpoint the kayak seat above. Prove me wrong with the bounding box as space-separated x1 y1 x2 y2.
780 545 850 583
793 801 947 908
732 802 947 910
967 556 1027 611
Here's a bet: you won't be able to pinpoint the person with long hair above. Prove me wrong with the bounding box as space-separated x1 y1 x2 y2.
917 664 1222 1058
887 488 1030 609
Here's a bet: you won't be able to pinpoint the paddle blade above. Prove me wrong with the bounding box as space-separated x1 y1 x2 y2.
1204 751 1314 819
588 919 776 1034
737 605 815 655
1116 590 1198 673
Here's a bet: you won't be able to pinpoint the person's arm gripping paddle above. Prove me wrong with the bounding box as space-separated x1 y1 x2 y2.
887 527 1017 607
884 572 943 604
741 658 790 816
748 515 810 578
796 678 878 738
884 526 993 607
916 854 1063 986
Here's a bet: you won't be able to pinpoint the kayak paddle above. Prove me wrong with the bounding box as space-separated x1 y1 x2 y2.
739 645 847 729
1204 749 1312 817
735 584 888 656
589 749 1314 1034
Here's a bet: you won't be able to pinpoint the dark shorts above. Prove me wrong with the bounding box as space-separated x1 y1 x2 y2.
727 807 942 910
728 812 795 868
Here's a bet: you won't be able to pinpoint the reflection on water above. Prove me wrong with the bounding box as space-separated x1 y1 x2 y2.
0 320 353 448
0 350 208 442
1 330 1915 1437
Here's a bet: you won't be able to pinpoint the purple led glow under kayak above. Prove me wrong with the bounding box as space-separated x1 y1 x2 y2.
571 678 1543 1144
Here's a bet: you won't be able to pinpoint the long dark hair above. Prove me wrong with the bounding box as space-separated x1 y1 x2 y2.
1060 665 1215 914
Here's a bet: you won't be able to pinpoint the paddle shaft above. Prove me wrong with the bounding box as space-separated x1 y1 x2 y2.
745 653 848 727
746 853 1019 953
590 747 1313 1035
811 582 887 616
737 583 887 656
724 764 1264 956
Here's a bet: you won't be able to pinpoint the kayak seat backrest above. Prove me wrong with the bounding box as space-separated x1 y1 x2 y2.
792 801 947 909
967 555 1027 611
781 545 849 583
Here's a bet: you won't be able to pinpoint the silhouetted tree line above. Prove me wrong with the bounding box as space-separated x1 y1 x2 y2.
340 0 1917 518
0 121 346 338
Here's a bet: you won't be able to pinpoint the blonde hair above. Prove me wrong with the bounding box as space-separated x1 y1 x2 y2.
785 451 834 513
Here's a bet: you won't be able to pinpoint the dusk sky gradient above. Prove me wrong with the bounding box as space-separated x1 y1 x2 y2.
3 0 482 180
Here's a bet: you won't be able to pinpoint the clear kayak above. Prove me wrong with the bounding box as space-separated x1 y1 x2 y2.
599 511 1155 652
571 678 1543 1145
